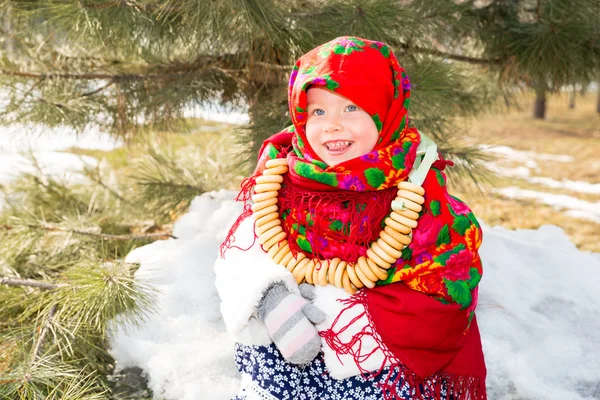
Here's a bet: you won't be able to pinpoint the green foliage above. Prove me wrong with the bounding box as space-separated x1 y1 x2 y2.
0 125 243 398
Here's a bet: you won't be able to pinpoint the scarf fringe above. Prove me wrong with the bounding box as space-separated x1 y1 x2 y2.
219 175 258 258
319 291 486 400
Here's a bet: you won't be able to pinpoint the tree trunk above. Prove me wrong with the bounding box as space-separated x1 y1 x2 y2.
534 79 547 119
568 87 576 109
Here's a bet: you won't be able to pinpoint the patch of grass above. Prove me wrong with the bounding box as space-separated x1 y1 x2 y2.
455 92 599 253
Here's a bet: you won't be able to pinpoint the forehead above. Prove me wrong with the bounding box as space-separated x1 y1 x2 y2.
306 87 352 104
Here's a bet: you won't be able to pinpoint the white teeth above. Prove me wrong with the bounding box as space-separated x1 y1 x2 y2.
324 141 352 150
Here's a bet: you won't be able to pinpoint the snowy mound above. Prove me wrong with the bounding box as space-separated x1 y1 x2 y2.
109 191 600 400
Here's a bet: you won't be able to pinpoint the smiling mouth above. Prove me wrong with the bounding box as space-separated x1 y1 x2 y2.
324 141 353 154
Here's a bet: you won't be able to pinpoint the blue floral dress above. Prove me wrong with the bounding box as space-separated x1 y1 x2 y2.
232 343 455 400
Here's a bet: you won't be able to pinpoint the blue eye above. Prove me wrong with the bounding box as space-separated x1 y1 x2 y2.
347 105 358 112
313 109 325 116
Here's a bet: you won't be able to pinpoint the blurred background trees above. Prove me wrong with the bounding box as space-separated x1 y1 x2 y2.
0 0 598 398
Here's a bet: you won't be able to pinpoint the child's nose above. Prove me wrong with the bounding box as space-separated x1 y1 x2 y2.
323 122 343 133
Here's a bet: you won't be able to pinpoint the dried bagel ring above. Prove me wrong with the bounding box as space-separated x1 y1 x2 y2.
379 229 403 249
370 241 397 264
254 182 282 193
346 264 364 289
255 212 279 228
357 256 379 282
304 260 316 284
384 226 412 246
397 189 425 205
390 211 418 229
384 217 411 235
397 181 425 196
291 257 310 282
262 232 286 251
394 197 422 213
287 251 306 270
265 158 289 168
280 250 295 268
367 248 392 269
317 260 329 286
251 197 278 213
312 261 322 286
256 218 280 236
259 225 283 245
354 261 376 289
253 205 279 221
252 191 278 202
263 166 288 176
376 238 402 260
342 270 357 295
328 258 341 285
334 261 347 289
366 257 390 281
263 231 286 251
394 208 420 221
267 239 288 259
256 174 284 184
272 243 290 264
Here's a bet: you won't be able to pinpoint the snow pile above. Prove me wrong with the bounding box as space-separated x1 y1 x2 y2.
109 192 600 400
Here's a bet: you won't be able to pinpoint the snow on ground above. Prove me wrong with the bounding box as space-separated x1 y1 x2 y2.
485 162 600 195
480 144 600 223
0 124 119 184
480 145 575 164
109 192 600 400
494 186 600 223
0 152 98 183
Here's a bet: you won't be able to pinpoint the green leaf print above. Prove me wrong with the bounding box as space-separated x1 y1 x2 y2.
452 215 471 235
267 145 279 160
313 160 328 169
371 114 383 132
468 267 482 289
391 141 412 169
403 97 411 109
294 163 338 186
434 168 445 187
391 129 401 141
333 38 366 55
433 243 464 265
401 246 413 261
399 116 406 132
444 278 472 309
330 219 343 231
430 200 441 217
436 224 451 247
369 42 390 58
467 211 482 230
322 74 340 90
364 168 386 188
297 237 313 253
376 266 395 285
291 223 306 236
296 106 305 113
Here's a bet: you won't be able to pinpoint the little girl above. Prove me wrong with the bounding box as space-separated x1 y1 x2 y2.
216 36 487 400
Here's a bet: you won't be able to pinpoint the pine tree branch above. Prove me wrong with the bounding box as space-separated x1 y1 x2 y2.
80 79 115 97
0 223 176 240
31 304 58 362
398 44 501 66
0 277 64 290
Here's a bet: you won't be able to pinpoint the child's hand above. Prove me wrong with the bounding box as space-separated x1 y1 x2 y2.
257 283 325 365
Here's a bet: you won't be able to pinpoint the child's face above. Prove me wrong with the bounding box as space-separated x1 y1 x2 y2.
305 87 379 167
